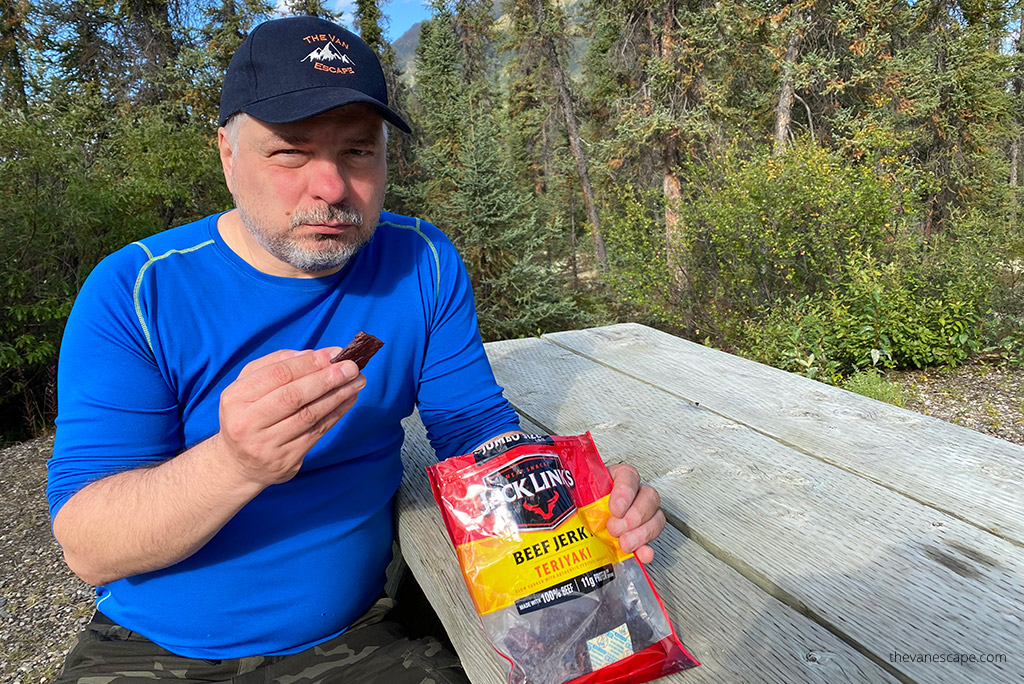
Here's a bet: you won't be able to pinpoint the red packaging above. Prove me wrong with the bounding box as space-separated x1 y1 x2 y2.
427 433 700 684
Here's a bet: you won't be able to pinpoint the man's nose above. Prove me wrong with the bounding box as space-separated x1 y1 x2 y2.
308 160 348 204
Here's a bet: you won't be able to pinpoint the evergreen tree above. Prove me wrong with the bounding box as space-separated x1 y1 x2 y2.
508 0 607 270
0 0 30 109
174 1 272 121
580 0 763 327
411 1 465 212
1009 3 1024 226
41 1 121 102
903 0 1015 237
122 0 181 104
412 0 585 339
281 0 340 20
201 0 274 72
355 0 386 52
455 0 495 87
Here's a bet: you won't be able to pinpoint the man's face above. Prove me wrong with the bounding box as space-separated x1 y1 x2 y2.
218 104 388 277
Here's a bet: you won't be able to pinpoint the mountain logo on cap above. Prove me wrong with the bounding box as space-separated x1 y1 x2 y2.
300 34 356 75
302 42 354 65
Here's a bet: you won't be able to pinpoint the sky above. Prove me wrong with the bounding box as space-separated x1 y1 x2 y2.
371 0 433 39
276 0 433 41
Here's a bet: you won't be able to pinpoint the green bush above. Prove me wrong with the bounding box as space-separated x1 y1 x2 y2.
676 142 902 333
603 139 1010 382
0 93 229 441
739 248 990 382
603 185 686 329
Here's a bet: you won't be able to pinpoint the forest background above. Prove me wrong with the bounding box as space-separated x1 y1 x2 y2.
2 0 1023 443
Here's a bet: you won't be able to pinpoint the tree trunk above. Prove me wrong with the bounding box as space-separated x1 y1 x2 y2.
1012 137 1019 187
530 0 608 271
774 12 804 155
664 146 685 279
659 0 686 283
1010 5 1024 224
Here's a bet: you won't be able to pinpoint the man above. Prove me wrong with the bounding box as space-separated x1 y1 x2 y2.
47 15 666 683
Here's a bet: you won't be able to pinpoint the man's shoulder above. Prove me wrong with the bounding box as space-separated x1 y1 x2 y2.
86 214 220 286
129 213 220 261
376 211 452 248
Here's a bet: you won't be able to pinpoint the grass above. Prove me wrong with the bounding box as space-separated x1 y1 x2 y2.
843 369 906 407
982 401 1002 430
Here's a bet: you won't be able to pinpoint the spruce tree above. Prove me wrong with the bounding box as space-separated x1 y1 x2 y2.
0 0 30 110
412 0 585 339
281 0 340 20
508 0 607 271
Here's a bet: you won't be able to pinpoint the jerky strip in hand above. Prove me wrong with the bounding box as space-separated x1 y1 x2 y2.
331 331 384 370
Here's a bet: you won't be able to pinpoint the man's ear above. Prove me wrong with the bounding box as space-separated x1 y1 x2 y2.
217 127 235 194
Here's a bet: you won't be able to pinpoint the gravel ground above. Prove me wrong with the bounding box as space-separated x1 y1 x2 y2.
0 435 92 684
889 364 1024 445
2 364 1021 683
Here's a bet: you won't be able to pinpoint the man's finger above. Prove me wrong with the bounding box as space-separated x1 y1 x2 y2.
634 544 656 564
606 483 661 536
236 349 307 378
233 348 344 402
290 392 361 449
607 463 641 518
615 509 666 557
271 371 366 443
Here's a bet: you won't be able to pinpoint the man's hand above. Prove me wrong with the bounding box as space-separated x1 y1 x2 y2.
217 347 365 486
605 463 666 563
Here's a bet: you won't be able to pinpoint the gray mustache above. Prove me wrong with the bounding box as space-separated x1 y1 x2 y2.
291 205 363 228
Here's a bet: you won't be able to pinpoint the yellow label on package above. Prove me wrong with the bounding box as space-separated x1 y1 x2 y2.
456 496 633 615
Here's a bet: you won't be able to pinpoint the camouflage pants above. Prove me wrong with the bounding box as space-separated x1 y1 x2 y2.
54 598 470 684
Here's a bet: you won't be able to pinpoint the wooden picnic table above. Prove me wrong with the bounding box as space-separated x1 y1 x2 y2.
395 323 1023 684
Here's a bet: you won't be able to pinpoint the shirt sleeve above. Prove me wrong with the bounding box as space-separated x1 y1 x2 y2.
47 246 183 522
414 227 521 461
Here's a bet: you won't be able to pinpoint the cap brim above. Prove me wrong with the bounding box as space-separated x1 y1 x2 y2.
235 87 412 133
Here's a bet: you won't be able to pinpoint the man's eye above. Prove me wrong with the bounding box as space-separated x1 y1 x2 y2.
349 148 373 157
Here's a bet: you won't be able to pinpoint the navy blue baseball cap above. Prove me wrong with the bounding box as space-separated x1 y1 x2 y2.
219 15 411 133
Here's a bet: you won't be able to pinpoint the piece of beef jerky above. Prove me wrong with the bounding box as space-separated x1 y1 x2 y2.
331 331 384 370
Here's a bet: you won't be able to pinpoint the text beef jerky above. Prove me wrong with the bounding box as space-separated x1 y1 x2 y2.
427 433 699 684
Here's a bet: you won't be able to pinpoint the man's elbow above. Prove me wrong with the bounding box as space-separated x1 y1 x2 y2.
53 510 118 587
61 548 110 587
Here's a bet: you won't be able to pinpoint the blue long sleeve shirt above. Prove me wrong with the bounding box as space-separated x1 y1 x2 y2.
47 210 520 658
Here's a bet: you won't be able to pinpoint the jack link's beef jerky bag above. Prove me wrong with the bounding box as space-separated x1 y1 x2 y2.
426 433 699 684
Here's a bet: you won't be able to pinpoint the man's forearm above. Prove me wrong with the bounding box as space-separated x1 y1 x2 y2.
52 434 264 586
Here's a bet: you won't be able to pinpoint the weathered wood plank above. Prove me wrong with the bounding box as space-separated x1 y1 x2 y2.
397 416 901 684
644 526 901 684
541 323 1024 547
483 336 1024 684
397 414 516 683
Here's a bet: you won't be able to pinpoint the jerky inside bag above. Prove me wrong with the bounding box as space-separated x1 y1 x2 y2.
426 433 699 684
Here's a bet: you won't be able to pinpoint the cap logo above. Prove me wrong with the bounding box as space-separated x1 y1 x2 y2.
301 33 355 75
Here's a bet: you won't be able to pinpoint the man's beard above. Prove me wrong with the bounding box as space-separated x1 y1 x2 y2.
237 202 376 273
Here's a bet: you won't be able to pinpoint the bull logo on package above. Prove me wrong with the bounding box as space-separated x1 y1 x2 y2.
478 453 576 530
